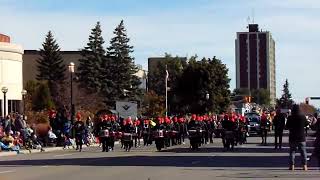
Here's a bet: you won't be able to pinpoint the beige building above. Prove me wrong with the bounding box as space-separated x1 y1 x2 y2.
0 34 24 116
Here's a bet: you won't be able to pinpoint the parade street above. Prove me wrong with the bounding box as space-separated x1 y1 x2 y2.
0 134 319 180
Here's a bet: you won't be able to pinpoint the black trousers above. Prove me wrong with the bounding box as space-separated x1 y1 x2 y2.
209 130 214 143
274 130 283 149
142 134 149 146
75 134 83 150
176 133 182 144
101 137 109 152
261 129 268 144
110 137 115 150
204 131 209 144
182 132 186 143
134 136 140 147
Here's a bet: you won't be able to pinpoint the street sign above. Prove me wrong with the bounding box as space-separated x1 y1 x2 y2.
116 101 138 119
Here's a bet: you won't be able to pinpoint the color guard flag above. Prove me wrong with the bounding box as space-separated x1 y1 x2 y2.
150 120 156 127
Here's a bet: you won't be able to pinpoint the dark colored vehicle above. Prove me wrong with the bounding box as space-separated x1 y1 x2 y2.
245 113 261 134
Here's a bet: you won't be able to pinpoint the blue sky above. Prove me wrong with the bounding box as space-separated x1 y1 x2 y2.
1 0 320 107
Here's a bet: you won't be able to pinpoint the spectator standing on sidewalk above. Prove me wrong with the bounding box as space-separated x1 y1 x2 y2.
3 115 12 134
286 104 308 171
273 109 286 150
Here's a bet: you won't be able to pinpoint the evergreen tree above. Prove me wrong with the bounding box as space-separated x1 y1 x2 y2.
251 89 271 105
277 79 294 109
32 82 55 111
102 20 141 106
36 31 66 106
77 22 105 92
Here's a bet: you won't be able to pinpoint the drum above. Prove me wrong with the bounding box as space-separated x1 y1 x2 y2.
110 131 116 137
188 130 197 137
123 133 133 141
170 130 178 137
225 131 234 139
154 130 164 138
100 129 109 137
117 131 123 139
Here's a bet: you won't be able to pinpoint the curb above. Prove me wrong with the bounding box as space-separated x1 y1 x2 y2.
0 151 18 157
0 140 138 157
0 142 108 157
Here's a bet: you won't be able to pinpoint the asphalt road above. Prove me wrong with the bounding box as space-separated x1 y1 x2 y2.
0 134 319 180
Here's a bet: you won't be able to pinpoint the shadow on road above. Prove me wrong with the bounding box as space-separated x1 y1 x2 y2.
0 154 317 168
162 146 314 154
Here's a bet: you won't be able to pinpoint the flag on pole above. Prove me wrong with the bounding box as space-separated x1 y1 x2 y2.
166 69 169 80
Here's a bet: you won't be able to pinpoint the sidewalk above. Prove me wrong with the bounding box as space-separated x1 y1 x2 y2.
0 140 126 157
0 143 101 157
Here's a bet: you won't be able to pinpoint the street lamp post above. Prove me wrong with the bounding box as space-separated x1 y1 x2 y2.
21 89 27 120
68 62 75 127
2 87 8 117
206 93 210 113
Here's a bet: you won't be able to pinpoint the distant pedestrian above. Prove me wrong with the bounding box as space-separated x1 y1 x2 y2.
286 104 308 171
260 113 269 145
273 109 286 149
74 114 85 152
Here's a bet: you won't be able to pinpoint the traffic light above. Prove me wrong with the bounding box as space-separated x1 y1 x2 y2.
244 96 252 103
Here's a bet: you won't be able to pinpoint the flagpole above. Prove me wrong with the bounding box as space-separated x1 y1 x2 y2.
165 65 168 117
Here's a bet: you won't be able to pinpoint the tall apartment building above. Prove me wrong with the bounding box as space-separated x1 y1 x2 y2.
235 24 276 105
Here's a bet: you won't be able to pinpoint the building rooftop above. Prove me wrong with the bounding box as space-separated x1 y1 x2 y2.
0 34 10 43
24 50 81 54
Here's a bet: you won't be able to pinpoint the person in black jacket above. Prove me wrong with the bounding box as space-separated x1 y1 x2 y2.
98 116 112 152
286 104 308 171
273 109 286 149
74 116 85 152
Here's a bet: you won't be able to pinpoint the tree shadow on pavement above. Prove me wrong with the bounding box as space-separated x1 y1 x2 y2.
245 141 315 148
161 146 313 154
0 155 317 168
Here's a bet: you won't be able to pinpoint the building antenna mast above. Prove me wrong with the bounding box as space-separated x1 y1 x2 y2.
252 8 255 24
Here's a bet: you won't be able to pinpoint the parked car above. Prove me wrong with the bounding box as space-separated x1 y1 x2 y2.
245 113 261 134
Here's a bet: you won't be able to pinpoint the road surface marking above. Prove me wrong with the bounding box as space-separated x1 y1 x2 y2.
54 153 75 157
0 170 16 174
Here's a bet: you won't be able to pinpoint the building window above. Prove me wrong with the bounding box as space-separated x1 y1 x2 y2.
8 100 21 114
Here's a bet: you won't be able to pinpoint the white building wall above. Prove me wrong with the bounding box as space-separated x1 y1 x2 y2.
0 42 24 116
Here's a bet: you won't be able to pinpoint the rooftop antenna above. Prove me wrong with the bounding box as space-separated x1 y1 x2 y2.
252 8 255 24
